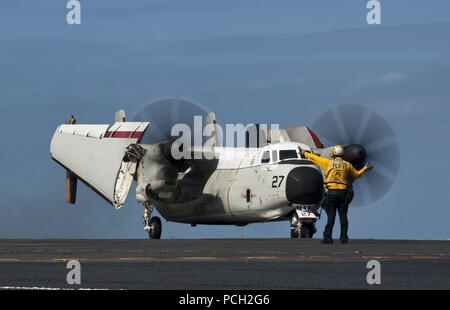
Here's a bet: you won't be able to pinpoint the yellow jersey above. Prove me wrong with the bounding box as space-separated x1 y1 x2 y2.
304 152 367 190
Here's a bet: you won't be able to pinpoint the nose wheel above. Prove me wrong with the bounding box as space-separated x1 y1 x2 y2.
290 213 316 239
290 227 299 238
300 223 315 238
143 202 162 239
291 223 316 239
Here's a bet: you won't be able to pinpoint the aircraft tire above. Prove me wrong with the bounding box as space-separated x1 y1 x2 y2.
290 228 299 238
148 217 162 239
300 224 313 239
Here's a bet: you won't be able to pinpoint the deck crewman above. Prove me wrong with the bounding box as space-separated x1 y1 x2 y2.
67 114 76 125
300 146 372 244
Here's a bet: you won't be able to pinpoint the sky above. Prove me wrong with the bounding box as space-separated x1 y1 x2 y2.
0 0 449 239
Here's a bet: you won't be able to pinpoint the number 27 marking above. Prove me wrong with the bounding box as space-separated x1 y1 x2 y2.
272 176 285 188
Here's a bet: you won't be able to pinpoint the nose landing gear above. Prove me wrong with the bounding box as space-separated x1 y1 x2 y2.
299 223 316 238
291 221 316 239
290 206 318 239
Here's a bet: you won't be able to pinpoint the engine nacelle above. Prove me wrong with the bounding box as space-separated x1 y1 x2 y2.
135 142 181 202
136 183 150 203
136 183 172 202
136 179 178 202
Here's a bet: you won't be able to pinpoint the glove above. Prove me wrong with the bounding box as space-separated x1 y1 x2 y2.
298 147 305 157
364 163 373 171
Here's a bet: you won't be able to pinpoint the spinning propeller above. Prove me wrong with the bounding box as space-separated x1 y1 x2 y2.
132 97 210 146
311 104 400 208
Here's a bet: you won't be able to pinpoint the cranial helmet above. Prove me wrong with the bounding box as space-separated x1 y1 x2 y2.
331 145 344 158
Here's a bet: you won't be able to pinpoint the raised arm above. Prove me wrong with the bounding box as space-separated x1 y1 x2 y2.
349 162 373 179
303 151 330 171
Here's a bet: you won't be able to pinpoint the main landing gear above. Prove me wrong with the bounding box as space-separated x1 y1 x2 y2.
143 202 162 239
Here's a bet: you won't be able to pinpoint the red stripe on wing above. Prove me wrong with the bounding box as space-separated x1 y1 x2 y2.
104 131 144 141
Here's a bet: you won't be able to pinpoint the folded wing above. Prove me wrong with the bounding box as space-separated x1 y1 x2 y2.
50 122 149 209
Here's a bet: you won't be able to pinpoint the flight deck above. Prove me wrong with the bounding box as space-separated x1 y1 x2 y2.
0 239 448 290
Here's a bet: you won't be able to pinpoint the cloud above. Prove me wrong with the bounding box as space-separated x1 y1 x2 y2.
351 71 407 91
381 72 407 81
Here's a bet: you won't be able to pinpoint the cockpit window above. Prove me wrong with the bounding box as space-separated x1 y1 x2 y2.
279 150 298 160
261 151 270 163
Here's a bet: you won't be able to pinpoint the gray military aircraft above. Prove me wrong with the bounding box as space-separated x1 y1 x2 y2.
50 99 399 239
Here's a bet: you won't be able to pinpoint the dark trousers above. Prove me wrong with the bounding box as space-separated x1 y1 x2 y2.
323 192 349 243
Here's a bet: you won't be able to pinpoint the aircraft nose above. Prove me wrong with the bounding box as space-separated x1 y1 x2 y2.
285 166 324 204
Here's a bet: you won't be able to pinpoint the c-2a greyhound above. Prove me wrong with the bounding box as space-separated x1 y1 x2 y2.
50 100 399 239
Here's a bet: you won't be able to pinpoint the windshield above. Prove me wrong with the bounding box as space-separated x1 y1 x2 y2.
279 150 298 160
